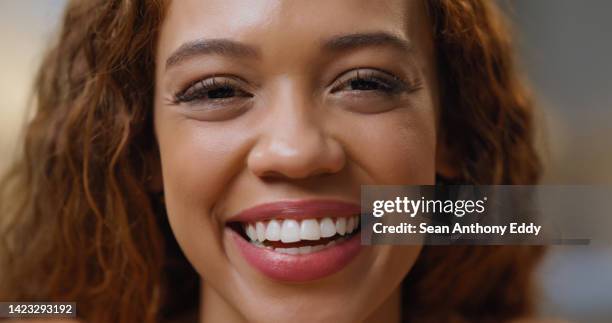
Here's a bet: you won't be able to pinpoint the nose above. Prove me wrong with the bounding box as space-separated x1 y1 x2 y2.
247 89 346 180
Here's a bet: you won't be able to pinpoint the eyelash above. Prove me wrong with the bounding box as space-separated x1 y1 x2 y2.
173 77 252 104
172 69 416 104
329 68 414 95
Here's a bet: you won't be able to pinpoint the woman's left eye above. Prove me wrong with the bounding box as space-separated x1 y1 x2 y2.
330 69 410 95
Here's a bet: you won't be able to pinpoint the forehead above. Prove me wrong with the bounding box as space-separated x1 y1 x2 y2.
157 0 427 58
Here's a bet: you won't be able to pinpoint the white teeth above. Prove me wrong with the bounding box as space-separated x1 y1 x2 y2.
243 215 360 244
265 219 281 241
311 245 325 252
298 246 313 254
320 217 336 238
280 219 301 243
300 219 321 240
276 247 299 255
347 217 355 233
256 222 266 242
335 217 347 235
285 247 299 255
274 242 338 255
246 224 257 241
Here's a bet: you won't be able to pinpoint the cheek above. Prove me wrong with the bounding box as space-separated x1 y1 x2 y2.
158 122 249 216
338 108 436 185
154 114 254 273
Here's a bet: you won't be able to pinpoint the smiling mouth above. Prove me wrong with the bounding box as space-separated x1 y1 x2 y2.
226 199 363 281
228 215 361 255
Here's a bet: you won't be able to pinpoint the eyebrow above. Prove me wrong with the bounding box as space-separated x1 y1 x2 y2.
165 32 412 70
322 32 413 54
165 38 260 69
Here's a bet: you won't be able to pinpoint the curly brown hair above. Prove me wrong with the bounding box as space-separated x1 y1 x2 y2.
0 1 544 322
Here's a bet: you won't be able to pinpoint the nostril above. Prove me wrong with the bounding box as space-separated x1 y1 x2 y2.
256 167 338 182
257 170 291 181
246 126 346 180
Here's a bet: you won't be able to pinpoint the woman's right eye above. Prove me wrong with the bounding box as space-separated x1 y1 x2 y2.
173 76 253 105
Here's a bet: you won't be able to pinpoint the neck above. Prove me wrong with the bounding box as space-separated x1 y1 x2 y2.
199 282 402 323
364 287 402 323
199 282 245 323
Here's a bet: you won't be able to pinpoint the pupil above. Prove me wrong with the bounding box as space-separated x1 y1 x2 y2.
208 87 235 99
351 79 380 91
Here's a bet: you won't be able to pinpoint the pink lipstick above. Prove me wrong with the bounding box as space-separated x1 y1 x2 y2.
226 199 363 281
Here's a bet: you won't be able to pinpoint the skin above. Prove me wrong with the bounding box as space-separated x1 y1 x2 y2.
7 1 557 323
153 0 439 322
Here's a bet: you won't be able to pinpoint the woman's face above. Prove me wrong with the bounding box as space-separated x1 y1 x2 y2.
154 0 438 322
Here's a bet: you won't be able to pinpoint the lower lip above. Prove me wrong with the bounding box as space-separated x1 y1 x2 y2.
229 229 362 282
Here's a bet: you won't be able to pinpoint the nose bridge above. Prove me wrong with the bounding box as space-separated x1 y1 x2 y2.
248 79 345 179
270 81 320 150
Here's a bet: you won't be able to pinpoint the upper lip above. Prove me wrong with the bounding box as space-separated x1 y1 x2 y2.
227 199 361 223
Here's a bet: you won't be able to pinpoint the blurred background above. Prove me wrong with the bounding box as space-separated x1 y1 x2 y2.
507 1 612 322
0 1 610 322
